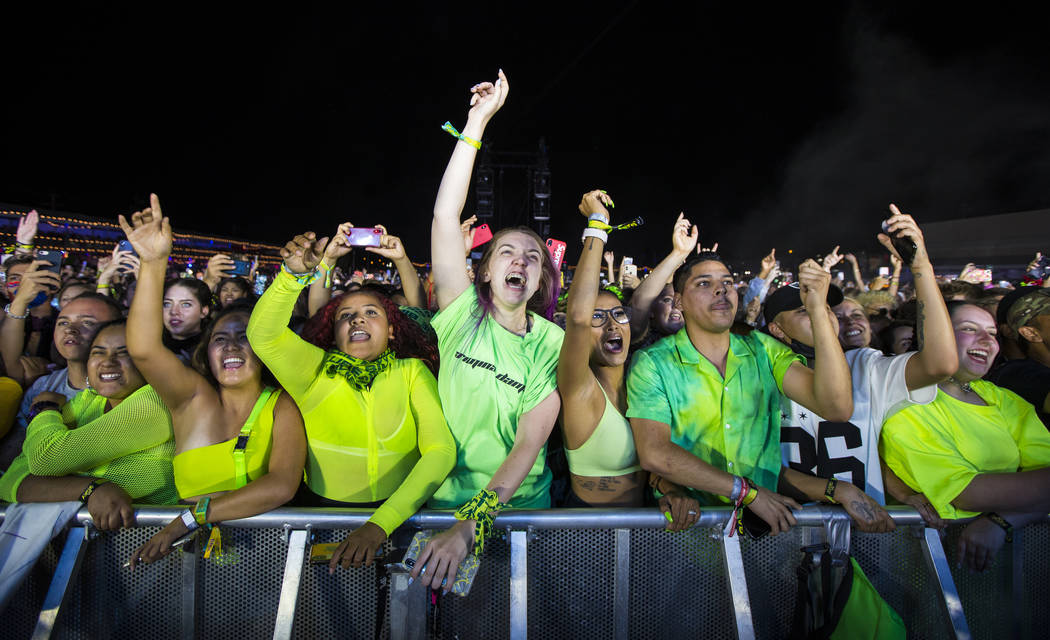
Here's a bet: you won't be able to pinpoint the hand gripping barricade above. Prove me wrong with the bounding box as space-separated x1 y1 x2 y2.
4 504 1047 640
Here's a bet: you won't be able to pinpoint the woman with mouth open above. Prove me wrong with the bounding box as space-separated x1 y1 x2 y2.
246 221 454 572
118 197 308 569
410 70 564 595
880 301 1050 572
558 189 699 528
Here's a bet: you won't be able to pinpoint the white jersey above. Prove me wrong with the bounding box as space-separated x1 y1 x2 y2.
780 348 936 505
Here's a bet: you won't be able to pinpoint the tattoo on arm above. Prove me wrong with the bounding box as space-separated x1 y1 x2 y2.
587 238 594 250
916 300 925 351
851 500 878 523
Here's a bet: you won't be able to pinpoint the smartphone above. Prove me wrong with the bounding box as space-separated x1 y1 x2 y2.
229 259 251 277
878 266 890 278
881 219 917 265
36 250 64 275
253 273 267 296
738 507 771 540
386 530 480 596
622 257 634 266
347 227 383 247
623 264 638 280
546 238 567 271
117 239 138 258
471 224 494 249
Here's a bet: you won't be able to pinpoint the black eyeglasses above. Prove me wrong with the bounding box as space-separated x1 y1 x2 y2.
591 306 631 327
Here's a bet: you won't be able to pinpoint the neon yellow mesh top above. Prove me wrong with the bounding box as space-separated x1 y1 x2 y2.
246 270 456 535
0 385 177 504
173 389 282 500
880 381 1050 519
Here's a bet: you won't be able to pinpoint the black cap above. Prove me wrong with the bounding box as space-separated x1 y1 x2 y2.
763 282 844 326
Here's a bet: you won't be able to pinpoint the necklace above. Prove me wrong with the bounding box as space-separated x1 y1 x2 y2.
947 376 974 393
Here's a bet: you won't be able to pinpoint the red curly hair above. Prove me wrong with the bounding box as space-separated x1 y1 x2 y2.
301 290 440 376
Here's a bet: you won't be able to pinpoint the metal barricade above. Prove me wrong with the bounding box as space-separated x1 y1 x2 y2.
3 505 1046 640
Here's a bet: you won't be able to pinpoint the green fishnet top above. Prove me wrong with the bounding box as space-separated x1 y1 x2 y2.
0 384 177 504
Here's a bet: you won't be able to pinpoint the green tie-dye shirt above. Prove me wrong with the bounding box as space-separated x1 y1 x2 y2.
626 329 801 503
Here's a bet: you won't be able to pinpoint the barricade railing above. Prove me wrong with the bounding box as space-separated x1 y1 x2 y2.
3 505 1047 640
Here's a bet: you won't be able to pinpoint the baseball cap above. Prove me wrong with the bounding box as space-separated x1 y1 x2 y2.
763 282 844 326
1006 289 1050 333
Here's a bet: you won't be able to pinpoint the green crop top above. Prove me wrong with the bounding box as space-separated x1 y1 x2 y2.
172 388 281 500
564 382 641 478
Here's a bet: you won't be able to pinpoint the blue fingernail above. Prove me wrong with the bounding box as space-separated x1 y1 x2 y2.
408 577 413 586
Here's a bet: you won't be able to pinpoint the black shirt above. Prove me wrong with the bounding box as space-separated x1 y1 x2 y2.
987 358 1050 430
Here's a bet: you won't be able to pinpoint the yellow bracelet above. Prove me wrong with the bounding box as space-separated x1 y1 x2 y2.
441 121 482 149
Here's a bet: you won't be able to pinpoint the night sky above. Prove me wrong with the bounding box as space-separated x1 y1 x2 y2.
4 3 1050 270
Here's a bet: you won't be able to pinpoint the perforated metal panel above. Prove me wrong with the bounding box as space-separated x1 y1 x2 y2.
199 527 286 639
739 525 806 639
527 528 614 640
629 527 734 640
55 525 182 640
1021 522 1049 640
434 531 510 640
943 523 1016 640
852 527 951 640
291 528 393 640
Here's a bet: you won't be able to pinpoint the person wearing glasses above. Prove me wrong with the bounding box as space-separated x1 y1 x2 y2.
557 190 699 529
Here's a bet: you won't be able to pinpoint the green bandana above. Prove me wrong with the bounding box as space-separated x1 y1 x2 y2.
322 348 395 391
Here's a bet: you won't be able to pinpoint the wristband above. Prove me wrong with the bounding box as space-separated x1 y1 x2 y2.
588 212 610 225
280 262 319 286
824 477 838 504
4 303 28 320
441 121 482 149
742 486 759 506
582 228 609 244
453 489 504 556
317 260 334 288
984 512 1013 543
194 496 211 526
180 509 200 532
29 400 62 419
729 476 744 503
79 478 109 503
15 242 34 250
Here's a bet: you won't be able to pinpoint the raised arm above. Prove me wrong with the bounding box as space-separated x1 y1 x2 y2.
878 205 958 389
130 393 307 568
844 253 867 292
559 190 615 440
246 232 328 399
306 221 353 317
0 261 61 385
628 213 698 338
120 195 206 411
781 260 853 421
431 70 508 310
367 225 426 308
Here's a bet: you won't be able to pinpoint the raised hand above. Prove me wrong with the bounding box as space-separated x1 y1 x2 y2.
671 213 699 257
822 245 844 272
117 194 172 263
460 215 479 257
759 248 777 278
877 203 929 268
467 69 509 123
796 259 831 310
16 209 39 246
603 251 615 265
844 253 859 267
11 260 61 312
365 225 406 262
206 254 235 281
323 222 355 263
697 241 719 254
281 232 327 274
578 189 613 220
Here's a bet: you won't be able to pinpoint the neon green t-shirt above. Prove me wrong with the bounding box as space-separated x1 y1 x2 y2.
0 385 176 504
429 286 563 509
247 270 456 535
626 329 801 502
879 381 1050 520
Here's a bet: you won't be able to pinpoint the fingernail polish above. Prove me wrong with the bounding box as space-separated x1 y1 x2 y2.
408 577 413 586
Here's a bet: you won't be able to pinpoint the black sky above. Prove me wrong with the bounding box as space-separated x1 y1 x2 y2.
3 3 1050 269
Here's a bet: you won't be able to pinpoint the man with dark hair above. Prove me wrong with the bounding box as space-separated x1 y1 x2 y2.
987 289 1050 429
628 250 853 534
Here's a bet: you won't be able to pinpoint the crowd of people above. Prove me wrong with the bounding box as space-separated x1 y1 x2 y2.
1 71 1048 598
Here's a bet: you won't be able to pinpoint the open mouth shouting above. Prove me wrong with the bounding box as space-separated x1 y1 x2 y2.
603 334 624 354
350 329 371 342
505 272 527 292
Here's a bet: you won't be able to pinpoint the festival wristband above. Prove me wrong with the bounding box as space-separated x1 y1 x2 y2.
588 212 610 225
441 121 481 149
742 486 759 507
180 509 199 532
317 260 333 288
824 477 838 504
581 228 608 244
79 479 109 503
984 512 1013 543
194 497 211 526
454 489 504 556
280 262 319 287
729 476 744 503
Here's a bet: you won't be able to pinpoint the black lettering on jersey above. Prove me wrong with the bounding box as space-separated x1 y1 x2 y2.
782 422 866 490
